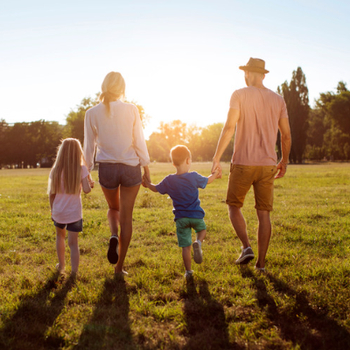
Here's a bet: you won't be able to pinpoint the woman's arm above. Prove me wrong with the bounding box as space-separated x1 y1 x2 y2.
142 165 151 184
132 107 150 167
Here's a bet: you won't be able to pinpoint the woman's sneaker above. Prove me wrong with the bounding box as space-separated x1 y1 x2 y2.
193 240 203 264
107 236 119 264
235 246 254 264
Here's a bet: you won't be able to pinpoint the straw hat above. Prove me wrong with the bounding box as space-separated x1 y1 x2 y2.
239 58 269 74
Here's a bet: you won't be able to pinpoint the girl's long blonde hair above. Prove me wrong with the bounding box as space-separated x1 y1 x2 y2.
99 71 125 116
48 138 85 195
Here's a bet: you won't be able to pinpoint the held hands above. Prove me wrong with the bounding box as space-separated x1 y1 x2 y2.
88 174 95 188
142 166 151 188
211 159 222 179
212 166 221 179
142 174 151 188
275 161 288 179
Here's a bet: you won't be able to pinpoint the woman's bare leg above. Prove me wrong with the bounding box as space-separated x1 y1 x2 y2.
115 185 140 273
101 186 120 237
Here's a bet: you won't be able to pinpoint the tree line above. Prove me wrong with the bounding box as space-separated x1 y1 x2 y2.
1 68 349 168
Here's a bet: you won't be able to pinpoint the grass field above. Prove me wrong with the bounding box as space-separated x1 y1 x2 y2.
0 163 349 350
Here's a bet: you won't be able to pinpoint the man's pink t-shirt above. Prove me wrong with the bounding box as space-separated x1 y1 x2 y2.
50 165 89 224
230 86 288 166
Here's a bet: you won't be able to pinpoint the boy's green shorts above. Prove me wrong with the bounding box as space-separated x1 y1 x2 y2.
175 218 207 247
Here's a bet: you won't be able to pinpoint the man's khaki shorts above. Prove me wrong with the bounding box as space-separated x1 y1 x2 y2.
226 164 278 211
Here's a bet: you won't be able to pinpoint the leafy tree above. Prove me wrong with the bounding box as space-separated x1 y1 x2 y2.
147 122 234 162
196 123 234 162
304 108 327 160
0 119 9 167
278 67 309 163
310 82 350 160
147 132 170 162
65 96 99 144
3 121 63 168
147 120 187 162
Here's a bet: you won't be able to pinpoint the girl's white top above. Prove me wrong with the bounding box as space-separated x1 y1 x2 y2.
50 165 89 224
84 100 150 171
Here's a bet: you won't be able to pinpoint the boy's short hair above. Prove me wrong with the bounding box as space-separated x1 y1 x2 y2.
170 145 191 166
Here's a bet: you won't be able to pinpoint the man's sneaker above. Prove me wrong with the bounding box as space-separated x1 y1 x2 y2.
235 246 254 264
193 241 203 264
184 270 194 280
107 236 119 264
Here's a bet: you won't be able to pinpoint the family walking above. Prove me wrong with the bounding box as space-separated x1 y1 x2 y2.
48 58 291 278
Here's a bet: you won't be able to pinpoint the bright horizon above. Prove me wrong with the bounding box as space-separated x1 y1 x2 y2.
1 0 350 139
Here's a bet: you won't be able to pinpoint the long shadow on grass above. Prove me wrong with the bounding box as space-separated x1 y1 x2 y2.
0 271 75 350
73 275 137 350
240 267 350 350
182 279 244 350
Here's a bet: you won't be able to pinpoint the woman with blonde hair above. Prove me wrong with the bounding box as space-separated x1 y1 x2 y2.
49 138 94 276
84 71 150 275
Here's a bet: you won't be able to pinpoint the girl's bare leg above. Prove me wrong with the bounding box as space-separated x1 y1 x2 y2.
68 231 79 273
55 226 66 272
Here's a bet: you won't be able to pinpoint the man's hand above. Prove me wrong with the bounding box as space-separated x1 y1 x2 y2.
211 159 222 179
275 161 287 179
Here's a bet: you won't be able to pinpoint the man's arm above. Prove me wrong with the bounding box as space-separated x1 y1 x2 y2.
212 108 240 175
275 117 292 179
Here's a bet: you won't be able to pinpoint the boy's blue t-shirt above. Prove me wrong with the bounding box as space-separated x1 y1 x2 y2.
155 171 208 220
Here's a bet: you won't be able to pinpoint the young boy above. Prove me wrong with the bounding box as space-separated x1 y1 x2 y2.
144 145 220 279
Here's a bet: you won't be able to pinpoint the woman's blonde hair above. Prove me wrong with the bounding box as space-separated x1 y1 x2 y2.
99 71 126 116
48 138 85 195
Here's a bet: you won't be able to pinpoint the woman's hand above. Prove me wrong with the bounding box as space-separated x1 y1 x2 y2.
142 166 151 187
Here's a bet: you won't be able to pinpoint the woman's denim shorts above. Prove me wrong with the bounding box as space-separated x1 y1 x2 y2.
98 163 142 189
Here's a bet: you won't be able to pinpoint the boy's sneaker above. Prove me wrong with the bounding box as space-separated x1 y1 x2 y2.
235 246 254 264
107 236 119 264
184 270 194 280
193 241 203 264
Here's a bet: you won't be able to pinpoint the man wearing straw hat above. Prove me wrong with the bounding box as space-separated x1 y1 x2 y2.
212 58 291 272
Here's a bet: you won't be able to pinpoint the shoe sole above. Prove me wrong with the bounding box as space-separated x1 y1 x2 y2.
235 254 254 265
193 241 203 264
107 237 119 264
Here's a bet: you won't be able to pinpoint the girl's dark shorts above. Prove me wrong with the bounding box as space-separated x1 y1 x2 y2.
98 162 142 189
53 219 83 232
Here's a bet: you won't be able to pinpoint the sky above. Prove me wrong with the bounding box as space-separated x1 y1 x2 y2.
1 0 350 139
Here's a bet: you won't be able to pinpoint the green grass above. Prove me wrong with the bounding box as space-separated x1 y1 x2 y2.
0 163 349 349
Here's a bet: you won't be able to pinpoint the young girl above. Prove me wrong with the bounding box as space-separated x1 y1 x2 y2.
48 138 94 276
